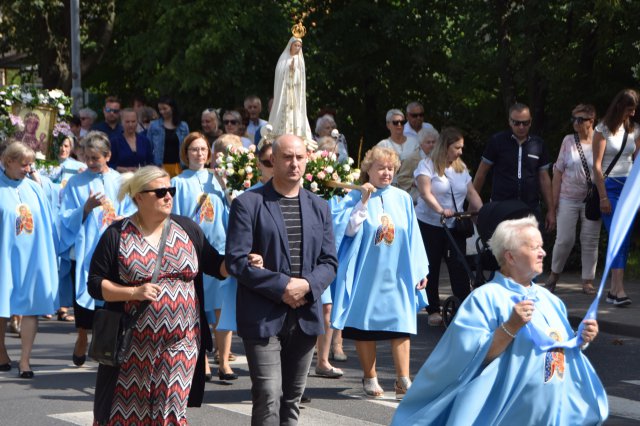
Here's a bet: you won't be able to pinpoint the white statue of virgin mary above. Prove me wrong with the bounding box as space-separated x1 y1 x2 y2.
266 30 316 149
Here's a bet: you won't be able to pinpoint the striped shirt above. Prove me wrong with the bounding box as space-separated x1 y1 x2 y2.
278 195 302 277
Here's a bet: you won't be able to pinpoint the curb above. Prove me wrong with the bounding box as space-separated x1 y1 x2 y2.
568 314 640 339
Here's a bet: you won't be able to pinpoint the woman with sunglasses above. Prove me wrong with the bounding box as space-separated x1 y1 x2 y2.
87 166 263 424
377 109 422 199
60 131 136 368
222 110 252 149
171 132 238 381
545 104 601 295
249 142 274 190
147 95 189 177
592 89 640 306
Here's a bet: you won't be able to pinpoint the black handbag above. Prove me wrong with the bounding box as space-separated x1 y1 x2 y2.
449 180 474 239
581 129 627 221
89 218 169 367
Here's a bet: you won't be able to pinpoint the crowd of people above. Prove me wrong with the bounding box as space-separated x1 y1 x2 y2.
1 85 638 425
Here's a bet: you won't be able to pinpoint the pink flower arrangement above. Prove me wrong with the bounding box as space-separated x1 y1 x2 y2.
302 150 360 199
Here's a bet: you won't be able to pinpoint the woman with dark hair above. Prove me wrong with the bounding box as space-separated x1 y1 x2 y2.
592 89 640 306
147 95 190 176
414 127 482 326
545 104 601 295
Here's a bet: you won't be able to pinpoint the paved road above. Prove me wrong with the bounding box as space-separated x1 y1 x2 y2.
1 311 639 425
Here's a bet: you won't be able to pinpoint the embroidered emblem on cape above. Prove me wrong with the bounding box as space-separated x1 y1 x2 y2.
99 198 117 228
195 193 214 223
374 213 395 246
544 329 565 383
15 203 34 235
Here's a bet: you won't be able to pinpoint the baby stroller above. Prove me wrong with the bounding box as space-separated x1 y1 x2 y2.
440 200 533 326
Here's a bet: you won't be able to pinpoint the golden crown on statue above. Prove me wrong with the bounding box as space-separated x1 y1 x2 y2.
291 20 306 39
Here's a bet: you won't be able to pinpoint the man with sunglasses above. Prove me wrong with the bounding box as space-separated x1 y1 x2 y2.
473 103 555 231
403 101 436 140
92 95 123 139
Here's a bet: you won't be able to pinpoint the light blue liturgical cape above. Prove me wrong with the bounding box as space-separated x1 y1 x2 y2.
0 172 59 316
60 169 135 310
391 272 608 426
171 169 237 330
331 185 428 334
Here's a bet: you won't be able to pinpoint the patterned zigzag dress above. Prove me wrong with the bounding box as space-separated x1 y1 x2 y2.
105 218 200 425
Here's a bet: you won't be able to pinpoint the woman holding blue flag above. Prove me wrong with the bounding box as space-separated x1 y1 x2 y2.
331 146 428 400
391 216 607 425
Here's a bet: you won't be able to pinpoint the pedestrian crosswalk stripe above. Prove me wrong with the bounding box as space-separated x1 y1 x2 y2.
48 411 92 425
206 401 385 425
609 396 640 421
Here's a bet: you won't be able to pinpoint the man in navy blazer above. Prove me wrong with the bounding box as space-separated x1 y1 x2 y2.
226 134 338 426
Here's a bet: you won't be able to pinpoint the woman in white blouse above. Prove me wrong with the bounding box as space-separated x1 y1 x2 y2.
414 127 482 326
592 89 640 306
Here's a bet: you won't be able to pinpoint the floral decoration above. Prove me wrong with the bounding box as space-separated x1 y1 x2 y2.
303 150 360 200
214 144 259 198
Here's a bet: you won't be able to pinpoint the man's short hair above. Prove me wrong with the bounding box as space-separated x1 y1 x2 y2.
104 95 121 105
244 95 262 106
508 102 529 116
406 101 423 113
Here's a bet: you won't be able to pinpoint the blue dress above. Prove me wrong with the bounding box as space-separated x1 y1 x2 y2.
392 272 608 426
108 132 154 169
171 169 236 329
59 169 135 310
0 172 59 316
331 185 429 334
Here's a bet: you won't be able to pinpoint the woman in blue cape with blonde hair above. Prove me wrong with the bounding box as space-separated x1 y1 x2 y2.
391 216 607 425
59 131 135 367
331 146 428 400
0 141 59 378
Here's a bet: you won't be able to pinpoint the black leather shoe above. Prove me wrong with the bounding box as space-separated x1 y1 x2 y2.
218 370 238 381
0 363 11 371
18 369 34 379
204 373 213 382
72 353 86 366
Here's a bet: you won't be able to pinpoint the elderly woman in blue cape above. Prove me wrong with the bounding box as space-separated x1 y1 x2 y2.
60 131 135 367
331 146 429 400
0 141 59 378
171 131 238 381
391 216 607 426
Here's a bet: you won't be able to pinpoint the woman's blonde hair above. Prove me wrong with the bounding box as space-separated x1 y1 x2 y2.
118 165 169 203
212 134 243 158
430 127 467 176
359 146 400 183
489 215 539 267
1 141 35 164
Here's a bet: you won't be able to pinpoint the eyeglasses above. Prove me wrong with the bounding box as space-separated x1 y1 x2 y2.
391 120 406 126
409 112 424 118
139 186 176 198
105 107 120 114
260 158 273 168
510 119 531 127
188 147 208 153
223 120 238 125
571 116 593 124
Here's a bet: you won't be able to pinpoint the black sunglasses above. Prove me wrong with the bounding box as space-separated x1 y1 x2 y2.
140 186 176 198
223 120 239 125
260 158 273 168
510 119 531 127
391 120 406 126
571 116 592 124
105 107 120 113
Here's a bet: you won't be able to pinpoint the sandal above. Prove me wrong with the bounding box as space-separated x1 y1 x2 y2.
395 377 412 400
57 309 75 322
582 283 596 295
362 377 384 398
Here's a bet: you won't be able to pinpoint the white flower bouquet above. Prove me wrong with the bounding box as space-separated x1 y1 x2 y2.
303 150 361 200
214 144 259 198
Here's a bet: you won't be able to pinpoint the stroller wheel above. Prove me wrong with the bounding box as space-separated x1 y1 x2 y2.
442 296 461 327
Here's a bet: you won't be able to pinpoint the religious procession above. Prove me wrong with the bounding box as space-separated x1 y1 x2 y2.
1 4 640 426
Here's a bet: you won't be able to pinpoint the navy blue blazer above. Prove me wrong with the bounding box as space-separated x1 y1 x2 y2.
225 180 338 340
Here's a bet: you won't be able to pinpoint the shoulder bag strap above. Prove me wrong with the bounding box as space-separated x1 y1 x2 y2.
131 218 171 318
447 175 460 213
603 128 629 179
573 133 592 186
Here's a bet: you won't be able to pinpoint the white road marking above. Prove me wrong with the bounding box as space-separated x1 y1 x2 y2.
610 396 640 421
48 411 93 425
